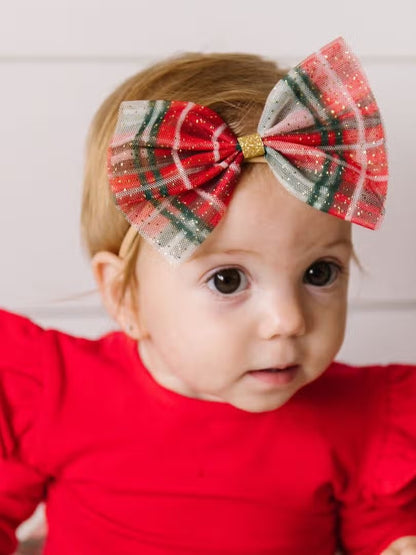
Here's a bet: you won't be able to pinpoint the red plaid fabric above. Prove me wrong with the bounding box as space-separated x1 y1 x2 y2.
108 37 388 262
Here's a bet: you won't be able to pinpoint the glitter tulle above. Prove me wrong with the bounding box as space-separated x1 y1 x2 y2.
108 37 388 263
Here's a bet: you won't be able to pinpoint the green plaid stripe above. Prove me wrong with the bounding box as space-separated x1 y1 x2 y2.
284 68 344 211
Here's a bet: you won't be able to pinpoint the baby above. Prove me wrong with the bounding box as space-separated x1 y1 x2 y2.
1 37 415 554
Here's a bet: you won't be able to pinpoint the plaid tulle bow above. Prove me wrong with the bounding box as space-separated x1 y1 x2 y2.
108 37 388 262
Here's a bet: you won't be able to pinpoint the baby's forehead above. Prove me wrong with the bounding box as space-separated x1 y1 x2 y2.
197 167 351 251
190 184 351 266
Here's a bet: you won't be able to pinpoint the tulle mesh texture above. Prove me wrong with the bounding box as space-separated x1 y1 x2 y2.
108 37 388 263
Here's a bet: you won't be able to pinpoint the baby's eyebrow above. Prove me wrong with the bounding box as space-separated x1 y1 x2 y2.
321 238 353 249
190 240 352 263
190 247 258 260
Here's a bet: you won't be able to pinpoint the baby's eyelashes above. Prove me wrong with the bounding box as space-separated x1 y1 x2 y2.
303 260 344 288
203 258 347 299
206 267 249 296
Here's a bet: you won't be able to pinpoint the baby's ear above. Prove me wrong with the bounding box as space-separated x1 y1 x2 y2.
91 251 125 323
91 251 145 339
91 251 147 341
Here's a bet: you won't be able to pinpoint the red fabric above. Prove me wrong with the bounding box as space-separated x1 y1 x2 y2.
0 309 415 555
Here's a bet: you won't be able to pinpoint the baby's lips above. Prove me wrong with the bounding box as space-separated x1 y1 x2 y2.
249 364 300 373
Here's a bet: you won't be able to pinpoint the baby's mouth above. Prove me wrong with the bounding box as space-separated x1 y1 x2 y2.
247 365 299 385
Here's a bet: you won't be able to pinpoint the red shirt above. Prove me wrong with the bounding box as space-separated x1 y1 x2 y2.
0 309 415 554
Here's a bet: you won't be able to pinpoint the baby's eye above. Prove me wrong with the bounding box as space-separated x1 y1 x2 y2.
207 268 248 295
303 260 341 287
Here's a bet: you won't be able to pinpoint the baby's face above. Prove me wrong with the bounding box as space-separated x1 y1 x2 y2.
133 165 352 412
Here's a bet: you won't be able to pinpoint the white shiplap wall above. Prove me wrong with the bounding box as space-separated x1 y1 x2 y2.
1 0 416 366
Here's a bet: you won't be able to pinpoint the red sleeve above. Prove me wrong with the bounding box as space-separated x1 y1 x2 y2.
338 364 416 554
0 310 49 554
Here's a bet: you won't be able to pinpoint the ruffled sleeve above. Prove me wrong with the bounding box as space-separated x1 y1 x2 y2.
0 309 49 554
338 364 416 554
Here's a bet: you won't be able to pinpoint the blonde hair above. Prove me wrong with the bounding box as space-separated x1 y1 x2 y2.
81 52 286 300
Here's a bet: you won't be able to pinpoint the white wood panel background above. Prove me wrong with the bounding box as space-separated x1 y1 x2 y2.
1 0 415 366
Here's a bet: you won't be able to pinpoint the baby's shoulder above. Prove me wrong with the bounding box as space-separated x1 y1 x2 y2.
0 309 136 475
0 308 44 371
309 359 416 404
304 361 416 498
296 361 416 449
302 360 416 427
0 308 132 390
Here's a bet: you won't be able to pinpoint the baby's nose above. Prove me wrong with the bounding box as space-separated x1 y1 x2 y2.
257 290 306 340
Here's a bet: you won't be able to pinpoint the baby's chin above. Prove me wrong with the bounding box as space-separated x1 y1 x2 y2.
225 390 298 414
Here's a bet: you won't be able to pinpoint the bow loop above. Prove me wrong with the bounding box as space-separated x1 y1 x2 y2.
109 100 241 199
258 37 388 228
109 100 244 260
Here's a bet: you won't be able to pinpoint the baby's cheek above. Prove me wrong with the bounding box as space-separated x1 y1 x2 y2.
309 313 346 370
380 536 416 554
310 297 347 345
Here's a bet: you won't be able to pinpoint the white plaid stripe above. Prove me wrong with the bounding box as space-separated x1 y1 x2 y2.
173 102 195 190
316 50 367 221
212 122 227 162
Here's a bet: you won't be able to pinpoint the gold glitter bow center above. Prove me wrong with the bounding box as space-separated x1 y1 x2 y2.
237 133 265 160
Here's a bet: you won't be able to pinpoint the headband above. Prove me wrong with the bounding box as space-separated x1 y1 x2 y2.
108 37 388 263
